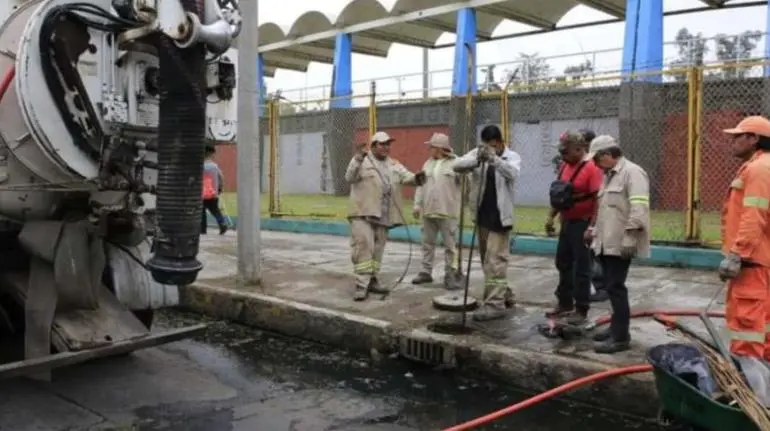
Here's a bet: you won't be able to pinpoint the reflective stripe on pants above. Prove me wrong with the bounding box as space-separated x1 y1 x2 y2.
726 266 770 359
350 218 388 287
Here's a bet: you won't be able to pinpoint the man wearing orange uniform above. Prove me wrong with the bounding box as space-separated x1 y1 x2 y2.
720 116 770 359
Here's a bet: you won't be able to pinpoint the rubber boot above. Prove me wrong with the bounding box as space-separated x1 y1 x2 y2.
411 272 433 285
368 277 388 294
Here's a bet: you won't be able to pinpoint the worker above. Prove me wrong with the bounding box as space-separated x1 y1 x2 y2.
412 133 463 290
345 131 427 301
201 144 228 235
719 116 770 360
588 135 650 354
453 125 521 321
577 128 609 304
544 131 604 326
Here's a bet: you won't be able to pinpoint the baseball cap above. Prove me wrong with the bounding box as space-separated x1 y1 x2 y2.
723 116 770 138
370 131 394 144
559 131 585 146
425 133 452 151
579 128 596 143
588 135 619 158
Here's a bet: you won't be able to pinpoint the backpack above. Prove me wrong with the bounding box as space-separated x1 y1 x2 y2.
202 171 217 200
549 161 588 211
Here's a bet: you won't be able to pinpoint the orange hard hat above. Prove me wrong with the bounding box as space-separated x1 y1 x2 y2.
723 116 770 138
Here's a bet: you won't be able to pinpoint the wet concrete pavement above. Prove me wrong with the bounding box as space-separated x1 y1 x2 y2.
193 231 726 368
0 312 666 431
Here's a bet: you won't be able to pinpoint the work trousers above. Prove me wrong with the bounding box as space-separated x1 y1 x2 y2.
201 198 226 234
478 227 512 309
598 254 632 342
420 217 459 276
555 219 592 312
725 266 770 360
350 218 388 288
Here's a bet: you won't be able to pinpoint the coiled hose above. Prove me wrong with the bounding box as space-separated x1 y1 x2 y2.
147 1 207 285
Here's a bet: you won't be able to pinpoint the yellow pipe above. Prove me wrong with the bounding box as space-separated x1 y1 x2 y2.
501 90 509 145
685 67 696 240
692 67 704 241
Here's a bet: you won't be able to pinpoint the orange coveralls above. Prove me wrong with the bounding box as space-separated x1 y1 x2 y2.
722 150 770 359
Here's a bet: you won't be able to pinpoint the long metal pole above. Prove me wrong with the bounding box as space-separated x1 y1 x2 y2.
236 0 261 283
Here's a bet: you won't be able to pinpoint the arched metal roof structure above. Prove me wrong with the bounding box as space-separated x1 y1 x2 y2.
254 0 737 77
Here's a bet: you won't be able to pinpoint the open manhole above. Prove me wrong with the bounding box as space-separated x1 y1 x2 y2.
426 322 476 335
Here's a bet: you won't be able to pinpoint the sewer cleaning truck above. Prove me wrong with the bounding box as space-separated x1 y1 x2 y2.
0 0 240 378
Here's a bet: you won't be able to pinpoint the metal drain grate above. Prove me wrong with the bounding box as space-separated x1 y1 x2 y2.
398 336 456 368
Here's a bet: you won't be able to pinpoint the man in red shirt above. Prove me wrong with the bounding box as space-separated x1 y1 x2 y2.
544 131 604 324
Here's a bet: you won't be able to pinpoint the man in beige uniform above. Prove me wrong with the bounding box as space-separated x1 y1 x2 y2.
412 133 463 290
453 125 522 321
345 131 426 301
588 135 650 354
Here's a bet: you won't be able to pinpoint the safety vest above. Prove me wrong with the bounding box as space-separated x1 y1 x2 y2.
202 171 217 199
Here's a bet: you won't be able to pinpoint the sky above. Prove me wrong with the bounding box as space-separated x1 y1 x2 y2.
255 0 769 103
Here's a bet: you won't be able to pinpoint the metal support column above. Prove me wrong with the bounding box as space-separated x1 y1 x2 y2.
330 33 352 109
236 0 261 282
621 0 663 82
451 8 477 96
257 54 265 116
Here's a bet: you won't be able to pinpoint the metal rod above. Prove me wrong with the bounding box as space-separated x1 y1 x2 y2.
236 0 261 282
0 324 207 380
460 41 476 328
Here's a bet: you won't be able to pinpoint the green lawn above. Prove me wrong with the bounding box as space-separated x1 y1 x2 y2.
220 192 721 246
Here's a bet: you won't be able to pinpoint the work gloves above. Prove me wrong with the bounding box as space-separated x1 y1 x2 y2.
718 252 742 282
620 234 637 259
477 145 494 164
414 171 427 186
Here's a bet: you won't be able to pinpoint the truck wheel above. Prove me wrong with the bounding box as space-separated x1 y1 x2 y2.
132 310 154 330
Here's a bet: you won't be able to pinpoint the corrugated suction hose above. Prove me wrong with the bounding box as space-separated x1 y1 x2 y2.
146 0 207 285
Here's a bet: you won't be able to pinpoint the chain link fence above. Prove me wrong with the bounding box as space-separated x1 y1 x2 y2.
695 61 770 247
267 94 371 219
257 64 770 247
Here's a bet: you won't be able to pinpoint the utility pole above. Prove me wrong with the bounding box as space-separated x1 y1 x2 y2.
236 0 261 283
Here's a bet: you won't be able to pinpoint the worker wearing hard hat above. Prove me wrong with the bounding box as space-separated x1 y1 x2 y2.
345 131 427 301
412 133 463 290
588 135 650 354
453 125 521 321
719 116 770 360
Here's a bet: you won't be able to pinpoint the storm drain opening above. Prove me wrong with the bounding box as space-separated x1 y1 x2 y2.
398 336 455 367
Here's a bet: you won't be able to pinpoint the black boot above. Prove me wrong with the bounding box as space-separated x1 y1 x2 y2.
590 289 609 303
412 272 433 285
594 338 631 354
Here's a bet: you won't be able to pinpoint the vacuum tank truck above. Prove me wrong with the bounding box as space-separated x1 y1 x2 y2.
0 0 240 378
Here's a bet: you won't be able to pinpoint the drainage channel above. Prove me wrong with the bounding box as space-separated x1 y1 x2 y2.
398 322 476 368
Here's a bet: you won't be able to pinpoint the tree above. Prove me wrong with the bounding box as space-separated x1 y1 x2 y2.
669 27 709 82
503 53 552 92
555 59 594 87
714 30 762 79
480 65 502 93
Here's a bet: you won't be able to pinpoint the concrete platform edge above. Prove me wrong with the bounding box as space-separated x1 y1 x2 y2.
179 282 659 417
216 216 721 270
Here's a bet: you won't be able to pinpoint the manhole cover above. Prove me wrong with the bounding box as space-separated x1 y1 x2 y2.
432 293 478 312
427 322 475 335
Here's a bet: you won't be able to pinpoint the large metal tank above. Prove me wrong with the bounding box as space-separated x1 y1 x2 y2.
0 0 142 224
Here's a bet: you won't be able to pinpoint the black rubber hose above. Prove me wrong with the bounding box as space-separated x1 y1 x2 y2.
146 1 207 285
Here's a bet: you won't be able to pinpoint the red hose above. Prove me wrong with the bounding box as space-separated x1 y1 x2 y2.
0 66 15 104
593 309 726 327
442 364 654 431
443 309 725 430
